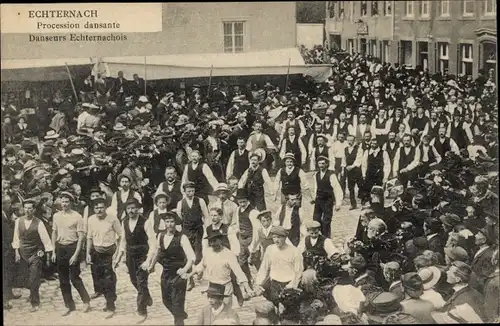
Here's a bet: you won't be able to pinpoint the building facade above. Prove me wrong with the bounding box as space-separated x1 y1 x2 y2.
1 2 297 59
325 0 497 78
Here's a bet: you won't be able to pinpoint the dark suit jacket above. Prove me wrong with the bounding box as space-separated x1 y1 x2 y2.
427 234 446 256
196 303 240 325
2 210 14 253
469 246 496 294
483 270 500 322
441 285 486 322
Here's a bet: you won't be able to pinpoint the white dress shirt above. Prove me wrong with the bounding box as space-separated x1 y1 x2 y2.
226 148 248 179
274 167 309 195
361 148 391 181
310 170 344 208
181 163 219 194
392 146 420 176
238 167 275 195
176 196 210 227
12 217 54 252
297 236 340 258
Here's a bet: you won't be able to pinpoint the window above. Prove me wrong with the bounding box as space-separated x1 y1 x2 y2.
420 1 430 17
438 42 449 73
370 40 377 56
360 38 367 55
405 1 414 16
401 40 413 66
328 1 335 18
418 42 429 70
463 0 474 16
384 1 392 16
223 21 245 53
485 0 496 15
361 1 367 16
460 44 473 76
339 1 345 18
372 1 379 16
383 41 391 63
348 39 355 55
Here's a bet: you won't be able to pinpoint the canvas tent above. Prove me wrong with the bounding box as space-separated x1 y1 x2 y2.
97 48 332 83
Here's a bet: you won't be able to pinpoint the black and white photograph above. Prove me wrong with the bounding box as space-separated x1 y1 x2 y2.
1 1 498 325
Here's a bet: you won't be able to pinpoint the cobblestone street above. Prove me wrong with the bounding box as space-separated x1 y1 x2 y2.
4 178 361 325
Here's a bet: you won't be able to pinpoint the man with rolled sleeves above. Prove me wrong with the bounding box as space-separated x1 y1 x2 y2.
115 198 156 322
86 198 122 319
238 151 274 211
226 137 250 180
110 174 142 221
393 134 420 189
360 138 391 205
310 156 343 239
181 150 219 205
155 166 183 211
12 199 54 312
51 191 91 316
279 126 307 168
309 134 332 172
255 226 303 308
343 134 363 210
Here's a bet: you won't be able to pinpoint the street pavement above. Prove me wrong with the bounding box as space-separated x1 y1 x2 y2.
4 175 361 325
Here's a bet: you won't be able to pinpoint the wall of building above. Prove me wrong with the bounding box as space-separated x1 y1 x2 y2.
1 2 297 59
297 23 324 48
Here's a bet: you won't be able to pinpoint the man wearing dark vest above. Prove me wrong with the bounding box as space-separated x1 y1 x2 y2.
274 153 310 205
86 198 122 319
307 123 326 164
310 156 343 238
423 110 443 140
389 108 410 134
409 106 430 136
393 134 420 189
333 111 354 141
115 198 155 322
355 112 370 144
382 132 401 179
110 174 142 221
2 195 21 310
344 135 363 210
370 108 391 146
12 199 54 312
309 134 332 172
297 220 340 269
416 135 442 178
279 126 307 167
181 150 219 205
146 192 182 238
226 137 250 180
155 166 183 211
233 188 260 288
210 183 238 228
51 192 91 316
274 193 304 246
321 114 335 140
447 112 473 149
280 108 306 141
361 138 391 205
430 125 460 158
176 181 210 291
150 212 195 326
238 152 274 211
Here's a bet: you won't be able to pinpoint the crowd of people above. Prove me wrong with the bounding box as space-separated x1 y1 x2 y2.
2 48 499 325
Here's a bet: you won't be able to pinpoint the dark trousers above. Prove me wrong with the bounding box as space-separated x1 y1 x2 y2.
125 247 152 315
398 169 415 189
56 243 90 310
346 169 362 208
313 197 334 238
91 247 117 311
361 173 383 205
288 221 301 247
249 190 266 211
183 226 203 265
21 254 43 307
263 279 290 308
90 261 103 294
3 248 16 297
161 268 188 326
238 233 253 287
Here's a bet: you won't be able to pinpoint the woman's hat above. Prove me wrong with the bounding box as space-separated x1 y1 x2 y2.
113 122 127 131
417 266 441 290
363 292 402 322
23 160 39 173
234 188 250 200
138 96 149 103
213 183 230 195
401 273 424 298
444 246 469 262
202 282 230 297
44 130 60 140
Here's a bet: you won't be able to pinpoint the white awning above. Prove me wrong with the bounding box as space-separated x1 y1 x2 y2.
99 48 332 82
1 57 94 82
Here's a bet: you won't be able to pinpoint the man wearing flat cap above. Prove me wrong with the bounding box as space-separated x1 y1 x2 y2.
255 225 303 308
279 126 307 167
310 155 343 239
297 220 341 267
274 153 310 205
110 174 142 222
115 198 156 322
12 198 54 312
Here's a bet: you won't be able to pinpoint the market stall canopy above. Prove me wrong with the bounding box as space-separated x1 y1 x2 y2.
1 57 94 82
98 48 332 83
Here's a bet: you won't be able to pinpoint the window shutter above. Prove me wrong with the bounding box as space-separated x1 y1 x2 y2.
456 44 460 75
434 42 438 73
398 41 402 64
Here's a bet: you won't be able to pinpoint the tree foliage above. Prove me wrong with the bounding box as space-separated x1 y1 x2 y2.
296 1 326 24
